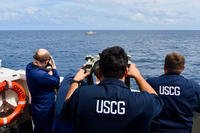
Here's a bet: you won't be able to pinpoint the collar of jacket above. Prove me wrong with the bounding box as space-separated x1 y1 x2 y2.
99 78 128 88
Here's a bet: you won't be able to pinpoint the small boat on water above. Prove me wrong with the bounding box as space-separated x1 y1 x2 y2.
85 31 96 35
0 59 200 133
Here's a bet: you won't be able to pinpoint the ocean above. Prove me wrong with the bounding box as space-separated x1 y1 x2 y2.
0 30 200 86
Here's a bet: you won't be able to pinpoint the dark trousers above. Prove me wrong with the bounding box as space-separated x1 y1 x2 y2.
31 107 54 133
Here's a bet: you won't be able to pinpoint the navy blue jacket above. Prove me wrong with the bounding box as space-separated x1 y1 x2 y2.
53 74 88 133
63 78 163 133
147 73 200 133
53 74 75 133
26 63 60 112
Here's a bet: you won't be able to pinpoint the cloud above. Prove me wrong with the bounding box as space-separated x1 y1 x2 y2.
0 0 199 30
163 18 177 24
26 7 39 15
132 13 146 22
79 0 186 6
0 11 20 21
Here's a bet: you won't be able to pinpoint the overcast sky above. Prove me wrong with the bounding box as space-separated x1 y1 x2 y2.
0 0 200 30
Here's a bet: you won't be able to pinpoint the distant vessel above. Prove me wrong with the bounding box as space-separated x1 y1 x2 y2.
85 31 96 35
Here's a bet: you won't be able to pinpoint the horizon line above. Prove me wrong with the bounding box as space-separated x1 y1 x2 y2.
0 29 200 31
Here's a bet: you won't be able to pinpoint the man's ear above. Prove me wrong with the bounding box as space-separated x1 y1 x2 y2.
179 65 185 74
98 68 104 80
125 67 129 77
98 68 103 77
164 64 167 74
182 65 185 70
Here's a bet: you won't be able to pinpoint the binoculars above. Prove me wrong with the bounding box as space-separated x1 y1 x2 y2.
84 55 132 73
83 55 132 88
84 55 100 74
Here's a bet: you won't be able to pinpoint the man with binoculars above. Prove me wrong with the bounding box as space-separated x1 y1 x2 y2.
26 48 60 133
63 46 163 133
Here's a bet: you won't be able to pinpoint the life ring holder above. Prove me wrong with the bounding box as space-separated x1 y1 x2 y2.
0 81 26 126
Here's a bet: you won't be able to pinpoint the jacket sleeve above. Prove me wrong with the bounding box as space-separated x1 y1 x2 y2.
193 83 200 113
133 92 163 117
34 69 60 88
147 94 164 117
61 89 79 120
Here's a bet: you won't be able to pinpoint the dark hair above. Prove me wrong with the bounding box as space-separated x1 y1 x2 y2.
165 52 185 74
99 46 128 79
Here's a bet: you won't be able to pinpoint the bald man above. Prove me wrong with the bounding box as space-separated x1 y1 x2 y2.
26 49 60 133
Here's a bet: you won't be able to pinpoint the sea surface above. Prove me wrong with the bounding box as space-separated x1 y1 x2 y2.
0 30 200 87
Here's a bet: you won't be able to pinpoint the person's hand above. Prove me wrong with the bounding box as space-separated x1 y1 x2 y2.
48 70 53 75
73 68 90 82
128 63 158 95
127 63 142 79
49 56 56 69
65 68 90 101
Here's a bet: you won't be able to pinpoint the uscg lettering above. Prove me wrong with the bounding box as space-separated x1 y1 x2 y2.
96 100 125 115
159 86 180 96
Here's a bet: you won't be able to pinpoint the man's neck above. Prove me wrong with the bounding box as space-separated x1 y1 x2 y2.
33 61 44 67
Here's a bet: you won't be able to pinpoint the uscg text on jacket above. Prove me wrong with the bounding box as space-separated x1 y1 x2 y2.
159 86 180 96
96 100 126 115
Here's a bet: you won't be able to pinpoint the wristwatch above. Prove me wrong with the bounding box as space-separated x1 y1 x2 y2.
71 80 81 85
